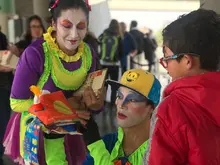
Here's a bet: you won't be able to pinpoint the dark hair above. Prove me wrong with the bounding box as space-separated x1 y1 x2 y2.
162 9 220 71
49 0 89 22
130 20 138 30
108 19 120 35
24 15 46 42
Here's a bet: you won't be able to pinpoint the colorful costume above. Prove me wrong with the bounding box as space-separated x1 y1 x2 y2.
83 69 161 165
143 72 220 165
83 127 148 165
3 27 99 165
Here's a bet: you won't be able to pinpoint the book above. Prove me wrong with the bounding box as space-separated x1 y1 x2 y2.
0 50 19 69
73 68 108 96
28 91 80 126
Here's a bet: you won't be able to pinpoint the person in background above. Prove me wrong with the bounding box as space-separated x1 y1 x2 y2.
84 31 101 70
82 69 161 165
9 15 46 57
129 20 144 56
143 29 158 72
99 19 123 106
143 9 220 165
0 25 13 165
120 22 137 74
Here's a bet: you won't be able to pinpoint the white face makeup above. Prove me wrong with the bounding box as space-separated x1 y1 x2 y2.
115 87 153 128
54 8 87 54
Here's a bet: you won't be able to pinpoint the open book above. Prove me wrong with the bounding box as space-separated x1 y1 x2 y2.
0 50 19 69
73 68 108 96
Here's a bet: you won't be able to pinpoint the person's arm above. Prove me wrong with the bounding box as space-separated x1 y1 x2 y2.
10 45 43 112
86 47 104 113
0 65 13 72
81 118 114 165
143 113 187 165
118 37 124 60
129 33 137 52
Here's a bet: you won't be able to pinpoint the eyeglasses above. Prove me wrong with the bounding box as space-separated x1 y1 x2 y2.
30 25 42 29
160 53 199 69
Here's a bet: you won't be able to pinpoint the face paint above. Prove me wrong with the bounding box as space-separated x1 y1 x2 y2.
76 21 86 30
55 8 87 53
61 19 73 29
121 91 147 106
116 87 152 128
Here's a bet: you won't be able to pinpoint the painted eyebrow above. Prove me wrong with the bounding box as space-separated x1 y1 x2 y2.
77 21 86 28
60 20 73 28
128 90 140 95
61 19 72 24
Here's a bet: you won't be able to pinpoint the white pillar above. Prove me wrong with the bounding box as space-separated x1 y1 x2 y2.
33 0 50 19
15 0 33 17
200 0 220 14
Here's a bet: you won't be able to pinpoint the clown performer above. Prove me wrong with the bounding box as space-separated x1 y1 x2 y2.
3 0 105 165
81 69 161 165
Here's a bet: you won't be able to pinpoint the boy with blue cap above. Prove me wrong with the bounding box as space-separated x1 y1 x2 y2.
82 69 161 165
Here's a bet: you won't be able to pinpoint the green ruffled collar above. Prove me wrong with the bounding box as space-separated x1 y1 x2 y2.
110 127 149 163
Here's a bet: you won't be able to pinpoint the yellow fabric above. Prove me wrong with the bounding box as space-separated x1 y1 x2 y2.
20 112 36 158
10 98 33 113
44 137 68 165
88 128 149 165
111 128 148 164
43 27 84 62
50 46 88 90
120 69 154 97
10 98 34 157
88 140 114 165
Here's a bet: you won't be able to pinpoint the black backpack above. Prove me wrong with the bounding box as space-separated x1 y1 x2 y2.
130 30 144 54
100 33 119 62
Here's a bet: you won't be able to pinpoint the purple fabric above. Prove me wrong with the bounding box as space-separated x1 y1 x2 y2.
4 113 87 165
3 112 24 164
5 39 97 165
11 39 96 99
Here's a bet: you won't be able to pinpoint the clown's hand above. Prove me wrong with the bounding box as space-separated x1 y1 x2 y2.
83 87 106 111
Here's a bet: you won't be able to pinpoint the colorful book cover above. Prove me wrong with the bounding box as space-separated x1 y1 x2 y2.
28 91 80 126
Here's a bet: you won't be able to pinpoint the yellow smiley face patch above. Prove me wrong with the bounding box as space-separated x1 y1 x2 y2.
126 71 139 82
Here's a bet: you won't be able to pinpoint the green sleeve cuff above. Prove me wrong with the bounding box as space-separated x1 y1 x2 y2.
44 137 68 165
10 98 33 112
88 140 114 165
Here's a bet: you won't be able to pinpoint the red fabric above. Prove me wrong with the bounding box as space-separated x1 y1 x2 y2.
148 72 220 165
114 160 131 165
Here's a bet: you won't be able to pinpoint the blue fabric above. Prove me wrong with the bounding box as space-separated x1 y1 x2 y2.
24 117 41 164
148 75 161 105
83 132 118 165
